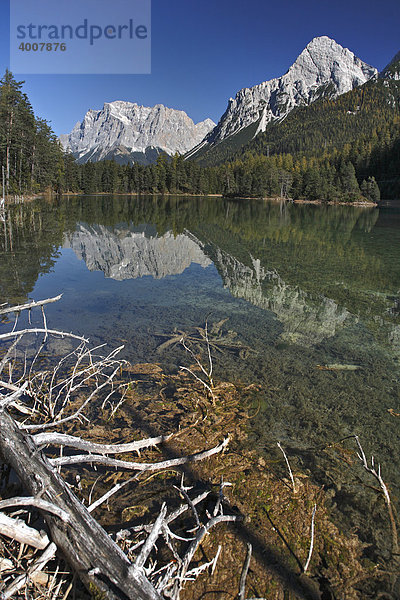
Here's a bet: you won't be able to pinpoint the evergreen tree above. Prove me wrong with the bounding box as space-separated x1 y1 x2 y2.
361 176 381 202
0 70 63 195
338 161 360 200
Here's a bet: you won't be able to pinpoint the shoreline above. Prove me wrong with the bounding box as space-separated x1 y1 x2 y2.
292 197 378 207
61 191 224 198
2 191 378 207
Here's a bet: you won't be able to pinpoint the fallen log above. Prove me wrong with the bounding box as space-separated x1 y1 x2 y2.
0 407 161 600
0 296 239 598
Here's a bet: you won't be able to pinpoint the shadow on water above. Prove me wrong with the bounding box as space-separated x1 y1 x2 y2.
113 399 323 600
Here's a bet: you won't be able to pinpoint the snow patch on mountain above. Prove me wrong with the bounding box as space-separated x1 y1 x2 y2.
197 36 377 149
60 102 215 163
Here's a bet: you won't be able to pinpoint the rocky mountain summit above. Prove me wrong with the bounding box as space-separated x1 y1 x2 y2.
60 36 379 166
60 101 215 165
187 36 377 158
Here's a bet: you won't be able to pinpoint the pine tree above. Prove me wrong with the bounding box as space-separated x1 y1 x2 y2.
0 70 25 194
361 176 381 202
0 70 63 195
339 161 360 201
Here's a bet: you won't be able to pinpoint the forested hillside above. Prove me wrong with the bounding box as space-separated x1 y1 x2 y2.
233 75 400 198
60 140 387 203
1 65 399 202
191 66 400 200
62 152 223 196
61 141 384 203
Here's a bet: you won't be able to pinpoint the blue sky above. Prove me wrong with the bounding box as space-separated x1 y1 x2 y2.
1 0 399 136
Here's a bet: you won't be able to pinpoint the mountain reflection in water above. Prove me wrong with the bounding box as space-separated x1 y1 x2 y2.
1 194 400 563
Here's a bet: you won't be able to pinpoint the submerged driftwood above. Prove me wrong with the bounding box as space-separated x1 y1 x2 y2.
0 407 161 600
0 296 237 599
1 295 394 599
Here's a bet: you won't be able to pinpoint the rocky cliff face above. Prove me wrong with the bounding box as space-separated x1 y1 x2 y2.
60 101 215 164
64 223 211 280
380 51 400 80
188 36 377 156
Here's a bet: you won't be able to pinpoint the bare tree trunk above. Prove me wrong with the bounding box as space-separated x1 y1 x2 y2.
5 109 13 195
30 142 36 193
0 407 161 600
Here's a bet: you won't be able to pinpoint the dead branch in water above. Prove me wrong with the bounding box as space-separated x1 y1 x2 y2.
0 294 62 316
180 324 217 404
48 437 229 470
237 543 252 600
277 441 297 494
303 504 317 573
0 542 57 600
0 512 50 550
354 435 398 556
0 296 240 599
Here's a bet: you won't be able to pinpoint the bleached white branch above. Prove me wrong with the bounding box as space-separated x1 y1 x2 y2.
303 504 317 573
180 327 216 403
0 382 28 408
171 514 241 599
354 435 398 554
49 437 230 471
0 497 70 523
0 328 88 343
0 512 50 549
355 436 391 506
213 476 232 517
33 432 172 454
88 475 137 514
238 543 252 600
0 294 62 316
23 350 124 431
118 491 210 539
0 381 34 415
184 544 221 580
174 476 201 530
133 504 168 571
179 366 215 402
277 441 297 494
0 335 22 375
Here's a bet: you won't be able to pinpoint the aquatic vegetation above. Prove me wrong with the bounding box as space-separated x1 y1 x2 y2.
155 318 256 360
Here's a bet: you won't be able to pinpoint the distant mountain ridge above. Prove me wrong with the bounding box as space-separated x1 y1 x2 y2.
60 101 215 165
214 49 400 175
60 36 380 169
188 36 377 162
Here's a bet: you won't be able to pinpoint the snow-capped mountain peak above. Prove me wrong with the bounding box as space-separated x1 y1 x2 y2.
60 101 216 164
189 36 377 155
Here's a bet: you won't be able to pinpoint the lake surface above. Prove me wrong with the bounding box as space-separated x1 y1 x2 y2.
1 194 400 560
